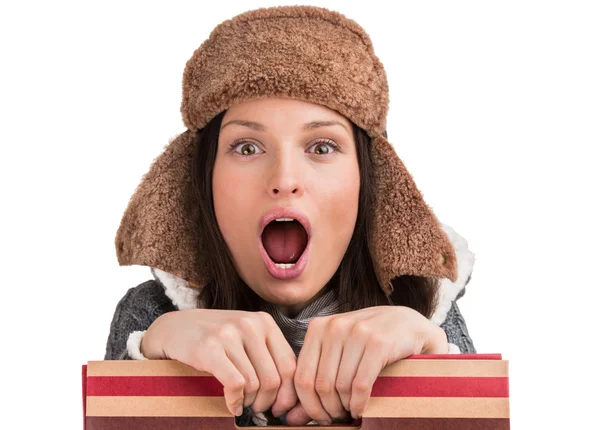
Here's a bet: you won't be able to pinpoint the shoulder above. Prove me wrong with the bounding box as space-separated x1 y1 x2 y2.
105 279 178 360
115 278 178 316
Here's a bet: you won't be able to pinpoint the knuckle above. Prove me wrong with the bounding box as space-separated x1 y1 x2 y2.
314 376 334 396
238 315 261 336
228 376 246 393
245 375 260 394
294 372 314 390
260 373 282 392
255 311 275 326
352 377 372 393
329 316 351 333
217 323 239 342
335 379 352 395
351 321 372 339
278 359 297 380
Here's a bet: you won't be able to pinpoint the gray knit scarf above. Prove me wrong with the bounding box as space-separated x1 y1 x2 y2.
258 287 343 357
239 287 354 427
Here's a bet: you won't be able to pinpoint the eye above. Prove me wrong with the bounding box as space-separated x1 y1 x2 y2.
228 139 341 158
308 139 341 155
229 140 264 157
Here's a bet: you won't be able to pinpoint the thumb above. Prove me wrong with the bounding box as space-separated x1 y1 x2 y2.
283 401 313 426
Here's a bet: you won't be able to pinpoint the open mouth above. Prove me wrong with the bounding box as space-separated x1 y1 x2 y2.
259 218 310 279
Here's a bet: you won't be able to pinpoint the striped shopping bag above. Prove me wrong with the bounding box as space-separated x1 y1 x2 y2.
82 353 509 429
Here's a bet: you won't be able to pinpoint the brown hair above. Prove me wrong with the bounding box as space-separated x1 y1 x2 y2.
191 110 440 318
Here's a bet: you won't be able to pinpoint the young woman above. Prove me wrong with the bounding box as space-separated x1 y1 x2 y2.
105 6 476 427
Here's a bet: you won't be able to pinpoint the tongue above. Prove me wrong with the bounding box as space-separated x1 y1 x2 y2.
262 221 308 264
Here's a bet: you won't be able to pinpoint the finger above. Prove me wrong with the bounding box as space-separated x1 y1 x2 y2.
263 319 298 417
223 341 260 409
335 331 366 412
315 330 348 420
243 335 282 414
201 348 246 416
348 337 387 419
284 401 314 426
294 321 331 425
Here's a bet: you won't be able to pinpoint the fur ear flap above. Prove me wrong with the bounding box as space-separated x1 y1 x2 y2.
115 130 209 288
368 135 458 295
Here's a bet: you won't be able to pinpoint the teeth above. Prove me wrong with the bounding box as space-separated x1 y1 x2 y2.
274 263 296 268
275 218 295 222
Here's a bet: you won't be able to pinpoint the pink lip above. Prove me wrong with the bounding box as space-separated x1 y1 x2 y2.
258 207 312 280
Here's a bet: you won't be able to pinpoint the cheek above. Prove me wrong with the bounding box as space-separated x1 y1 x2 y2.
317 162 361 240
212 162 253 246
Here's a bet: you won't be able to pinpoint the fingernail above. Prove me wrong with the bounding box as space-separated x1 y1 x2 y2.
318 419 331 426
271 409 282 417
235 406 243 416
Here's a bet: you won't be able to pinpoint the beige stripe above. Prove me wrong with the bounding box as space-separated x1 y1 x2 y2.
88 359 507 378
87 396 230 417
86 396 508 418
87 360 212 377
379 359 508 377
363 397 510 419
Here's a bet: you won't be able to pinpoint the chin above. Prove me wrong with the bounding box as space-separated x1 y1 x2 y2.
259 278 315 306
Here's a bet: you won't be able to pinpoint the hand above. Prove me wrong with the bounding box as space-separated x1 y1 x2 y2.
286 306 448 426
141 309 298 417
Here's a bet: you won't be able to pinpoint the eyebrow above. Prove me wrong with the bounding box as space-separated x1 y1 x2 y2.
220 119 350 134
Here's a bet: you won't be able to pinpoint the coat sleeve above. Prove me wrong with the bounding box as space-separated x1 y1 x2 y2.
439 280 476 354
104 280 178 360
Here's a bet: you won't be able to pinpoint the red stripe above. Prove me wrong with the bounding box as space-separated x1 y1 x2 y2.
408 353 502 360
371 376 509 397
362 417 510 429
87 376 224 396
86 417 510 430
87 375 507 397
82 365 87 430
86 416 234 430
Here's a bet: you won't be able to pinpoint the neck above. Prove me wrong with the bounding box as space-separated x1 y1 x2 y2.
273 284 333 318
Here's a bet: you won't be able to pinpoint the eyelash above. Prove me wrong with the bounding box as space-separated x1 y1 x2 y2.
228 139 341 158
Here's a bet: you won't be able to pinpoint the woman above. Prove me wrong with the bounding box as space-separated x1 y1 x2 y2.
105 5 476 427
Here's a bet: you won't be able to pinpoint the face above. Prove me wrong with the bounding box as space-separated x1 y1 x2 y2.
213 97 360 316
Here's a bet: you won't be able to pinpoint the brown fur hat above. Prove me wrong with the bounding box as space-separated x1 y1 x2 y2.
115 5 458 296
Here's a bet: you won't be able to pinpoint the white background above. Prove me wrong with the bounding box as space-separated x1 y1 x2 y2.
1 1 598 428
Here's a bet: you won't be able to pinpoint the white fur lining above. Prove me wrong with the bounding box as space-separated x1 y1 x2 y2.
447 342 461 354
151 267 200 310
430 223 476 326
126 330 148 360
150 223 475 325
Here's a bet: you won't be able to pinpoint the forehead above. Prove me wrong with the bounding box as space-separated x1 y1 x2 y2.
222 97 352 128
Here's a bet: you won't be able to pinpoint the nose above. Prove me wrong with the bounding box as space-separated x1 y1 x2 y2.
266 148 304 198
